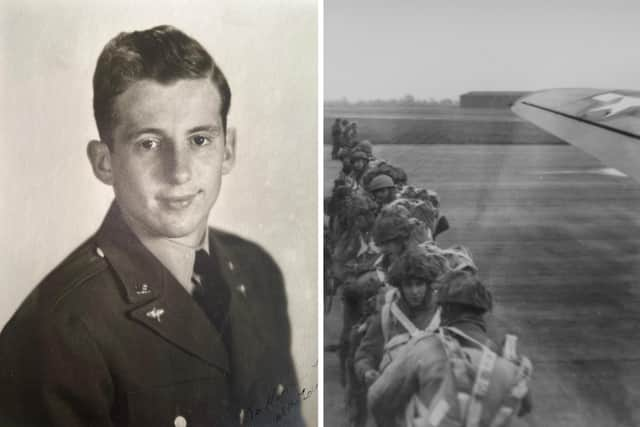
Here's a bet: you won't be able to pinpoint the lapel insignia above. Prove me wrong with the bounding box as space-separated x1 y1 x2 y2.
227 260 235 271
95 246 105 258
237 284 246 297
135 283 151 295
146 307 165 322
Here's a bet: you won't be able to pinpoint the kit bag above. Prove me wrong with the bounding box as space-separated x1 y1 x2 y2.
403 327 532 427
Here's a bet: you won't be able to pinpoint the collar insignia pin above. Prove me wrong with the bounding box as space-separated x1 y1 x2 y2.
146 307 165 323
135 283 151 295
237 284 246 297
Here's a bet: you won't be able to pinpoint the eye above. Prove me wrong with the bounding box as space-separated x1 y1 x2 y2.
191 135 211 147
138 138 159 150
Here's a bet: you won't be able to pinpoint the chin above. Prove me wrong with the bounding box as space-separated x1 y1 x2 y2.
153 217 204 239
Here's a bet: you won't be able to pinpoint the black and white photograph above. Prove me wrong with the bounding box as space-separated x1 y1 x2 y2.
323 1 640 426
0 0 317 425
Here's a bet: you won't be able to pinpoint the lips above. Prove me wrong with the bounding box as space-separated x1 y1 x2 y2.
157 191 202 210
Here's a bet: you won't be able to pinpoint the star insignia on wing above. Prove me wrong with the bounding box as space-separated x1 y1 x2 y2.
585 93 640 119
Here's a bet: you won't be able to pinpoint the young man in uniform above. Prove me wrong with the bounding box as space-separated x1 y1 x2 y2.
354 249 446 389
0 26 302 427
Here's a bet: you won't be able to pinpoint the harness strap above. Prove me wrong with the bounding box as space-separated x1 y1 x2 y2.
381 300 392 343
488 407 513 427
426 307 441 331
487 356 532 427
502 334 518 361
465 347 497 427
405 379 452 427
444 326 489 350
390 302 419 336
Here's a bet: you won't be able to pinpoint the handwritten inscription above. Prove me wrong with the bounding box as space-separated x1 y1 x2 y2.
245 383 318 424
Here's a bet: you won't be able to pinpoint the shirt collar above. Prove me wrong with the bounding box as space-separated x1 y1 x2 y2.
115 206 210 294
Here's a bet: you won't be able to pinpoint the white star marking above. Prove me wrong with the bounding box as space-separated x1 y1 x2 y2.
587 93 640 118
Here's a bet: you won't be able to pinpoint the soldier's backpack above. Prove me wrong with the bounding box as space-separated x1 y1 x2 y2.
400 328 532 427
374 288 532 427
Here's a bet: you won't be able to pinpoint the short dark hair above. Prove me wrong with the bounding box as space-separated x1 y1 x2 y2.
93 25 231 145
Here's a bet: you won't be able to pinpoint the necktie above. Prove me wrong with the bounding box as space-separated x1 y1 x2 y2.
192 249 231 339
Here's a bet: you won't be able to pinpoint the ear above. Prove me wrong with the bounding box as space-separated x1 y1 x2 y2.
87 140 114 185
222 127 236 175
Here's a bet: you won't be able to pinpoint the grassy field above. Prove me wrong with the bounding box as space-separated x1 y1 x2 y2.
324 106 565 145
324 144 640 427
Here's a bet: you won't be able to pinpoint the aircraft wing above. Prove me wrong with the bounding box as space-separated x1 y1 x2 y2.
512 88 640 183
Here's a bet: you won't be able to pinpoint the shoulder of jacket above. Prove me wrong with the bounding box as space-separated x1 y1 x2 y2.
31 238 110 311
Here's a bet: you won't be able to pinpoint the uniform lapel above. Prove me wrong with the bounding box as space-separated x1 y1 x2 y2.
127 270 229 373
95 203 229 373
208 231 266 395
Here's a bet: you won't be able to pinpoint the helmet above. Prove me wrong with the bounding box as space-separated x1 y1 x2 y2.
373 213 411 245
368 174 395 192
350 150 369 161
355 140 374 158
363 162 408 187
387 249 448 288
436 270 493 312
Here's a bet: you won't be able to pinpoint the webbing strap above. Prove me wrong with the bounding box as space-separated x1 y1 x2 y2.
426 307 441 331
381 301 391 343
406 387 451 427
502 334 518 361
390 302 419 336
487 357 531 427
465 347 497 427
488 407 513 427
356 234 368 257
381 288 398 342
444 326 488 350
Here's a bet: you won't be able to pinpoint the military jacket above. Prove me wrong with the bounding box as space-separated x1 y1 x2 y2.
0 203 303 427
353 297 435 382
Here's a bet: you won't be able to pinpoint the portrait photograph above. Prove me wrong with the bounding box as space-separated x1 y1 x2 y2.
0 0 317 425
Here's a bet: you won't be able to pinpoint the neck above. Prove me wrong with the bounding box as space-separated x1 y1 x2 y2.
119 206 208 248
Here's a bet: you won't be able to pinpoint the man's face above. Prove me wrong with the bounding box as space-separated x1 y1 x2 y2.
401 278 428 308
95 78 235 241
352 158 367 172
373 188 394 205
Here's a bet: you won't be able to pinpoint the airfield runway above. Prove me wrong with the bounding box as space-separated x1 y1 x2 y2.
324 144 640 427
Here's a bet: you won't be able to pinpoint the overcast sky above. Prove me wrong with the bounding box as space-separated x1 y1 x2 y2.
325 0 640 101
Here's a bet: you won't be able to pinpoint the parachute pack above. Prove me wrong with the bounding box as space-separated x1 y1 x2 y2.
400 328 532 427
374 290 532 427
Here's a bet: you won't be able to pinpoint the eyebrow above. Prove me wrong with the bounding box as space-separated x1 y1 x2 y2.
127 128 167 140
187 125 221 134
126 125 221 140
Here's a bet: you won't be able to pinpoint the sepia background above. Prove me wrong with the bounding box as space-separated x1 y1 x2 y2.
0 0 317 422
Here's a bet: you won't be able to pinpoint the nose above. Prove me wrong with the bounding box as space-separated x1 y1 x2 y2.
165 144 192 185
409 284 422 296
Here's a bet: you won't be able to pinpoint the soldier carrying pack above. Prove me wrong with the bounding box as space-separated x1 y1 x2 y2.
368 270 533 427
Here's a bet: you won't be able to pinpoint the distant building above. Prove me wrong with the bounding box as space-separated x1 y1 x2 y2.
459 91 530 109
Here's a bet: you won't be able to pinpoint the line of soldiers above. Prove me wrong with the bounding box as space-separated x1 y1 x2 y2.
325 119 532 427
331 118 359 160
